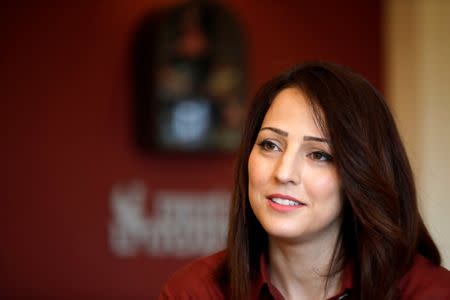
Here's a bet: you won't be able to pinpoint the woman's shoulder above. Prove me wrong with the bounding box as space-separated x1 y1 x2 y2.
158 250 227 299
399 254 450 299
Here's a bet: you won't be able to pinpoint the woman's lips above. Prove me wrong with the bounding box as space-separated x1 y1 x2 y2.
267 194 305 212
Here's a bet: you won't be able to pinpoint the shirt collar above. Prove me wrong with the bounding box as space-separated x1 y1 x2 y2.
253 253 353 300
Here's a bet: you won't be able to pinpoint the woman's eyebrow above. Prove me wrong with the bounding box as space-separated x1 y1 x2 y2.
303 135 330 144
260 126 288 137
259 128 329 144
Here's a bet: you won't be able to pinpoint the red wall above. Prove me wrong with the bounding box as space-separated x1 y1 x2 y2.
1 1 382 298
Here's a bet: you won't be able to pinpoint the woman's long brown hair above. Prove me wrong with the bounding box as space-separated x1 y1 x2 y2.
218 62 441 300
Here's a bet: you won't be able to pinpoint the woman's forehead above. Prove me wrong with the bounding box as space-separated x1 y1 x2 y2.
261 88 325 137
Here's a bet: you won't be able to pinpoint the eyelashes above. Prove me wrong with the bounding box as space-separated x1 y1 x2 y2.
257 140 281 152
307 151 333 162
257 139 333 162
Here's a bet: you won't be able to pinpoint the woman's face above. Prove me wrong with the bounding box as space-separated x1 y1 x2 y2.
248 87 342 244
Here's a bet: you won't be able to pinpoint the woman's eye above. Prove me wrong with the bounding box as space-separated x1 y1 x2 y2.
258 140 281 152
308 151 333 162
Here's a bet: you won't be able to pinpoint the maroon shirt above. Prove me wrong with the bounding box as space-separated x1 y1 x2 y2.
159 250 450 299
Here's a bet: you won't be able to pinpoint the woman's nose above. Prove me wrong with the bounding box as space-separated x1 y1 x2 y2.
273 150 300 184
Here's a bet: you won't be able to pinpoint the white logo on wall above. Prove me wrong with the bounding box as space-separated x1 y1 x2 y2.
109 181 229 257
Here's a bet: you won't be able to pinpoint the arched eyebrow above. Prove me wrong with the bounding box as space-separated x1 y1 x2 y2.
303 136 330 144
260 127 288 137
260 127 330 144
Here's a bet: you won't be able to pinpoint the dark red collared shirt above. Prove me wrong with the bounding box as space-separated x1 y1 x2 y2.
159 250 450 299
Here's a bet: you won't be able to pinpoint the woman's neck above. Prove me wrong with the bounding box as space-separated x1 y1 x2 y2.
268 234 342 300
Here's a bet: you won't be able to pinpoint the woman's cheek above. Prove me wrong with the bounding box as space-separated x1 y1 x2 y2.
304 169 340 202
248 151 267 186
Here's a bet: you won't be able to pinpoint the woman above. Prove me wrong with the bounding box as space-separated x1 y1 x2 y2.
159 62 450 299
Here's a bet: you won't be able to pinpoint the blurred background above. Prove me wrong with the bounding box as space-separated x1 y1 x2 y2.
1 0 449 299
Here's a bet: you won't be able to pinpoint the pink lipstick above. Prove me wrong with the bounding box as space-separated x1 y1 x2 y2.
267 193 305 212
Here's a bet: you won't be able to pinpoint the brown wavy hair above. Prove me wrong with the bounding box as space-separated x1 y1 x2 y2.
218 62 441 299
